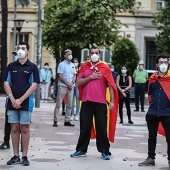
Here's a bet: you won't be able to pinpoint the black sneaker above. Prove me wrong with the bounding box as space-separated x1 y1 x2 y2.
0 142 10 149
138 157 155 166
62 111 65 116
128 120 134 124
7 155 20 165
53 121 58 127
64 121 75 126
133 109 139 112
22 156 30 166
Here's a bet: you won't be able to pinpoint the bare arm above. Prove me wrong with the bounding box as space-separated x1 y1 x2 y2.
108 83 114 110
76 72 102 86
14 83 38 107
58 73 74 90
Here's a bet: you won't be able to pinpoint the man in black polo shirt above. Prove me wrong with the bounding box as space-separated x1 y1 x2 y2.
3 42 40 166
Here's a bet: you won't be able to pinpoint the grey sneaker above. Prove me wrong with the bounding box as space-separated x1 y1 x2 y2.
138 157 155 166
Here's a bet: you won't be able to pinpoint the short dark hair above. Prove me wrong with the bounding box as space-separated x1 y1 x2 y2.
18 42 29 50
156 55 168 64
44 63 49 66
90 47 100 53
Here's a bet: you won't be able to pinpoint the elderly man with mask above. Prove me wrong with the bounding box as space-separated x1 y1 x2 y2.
139 55 170 169
53 49 76 127
133 61 148 112
70 47 118 160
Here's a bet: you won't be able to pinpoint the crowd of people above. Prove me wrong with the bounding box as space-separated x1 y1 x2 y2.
0 43 170 168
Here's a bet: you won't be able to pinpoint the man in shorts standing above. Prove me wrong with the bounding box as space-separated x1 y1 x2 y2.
3 42 40 166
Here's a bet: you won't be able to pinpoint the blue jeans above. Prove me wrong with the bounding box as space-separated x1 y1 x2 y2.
71 85 80 116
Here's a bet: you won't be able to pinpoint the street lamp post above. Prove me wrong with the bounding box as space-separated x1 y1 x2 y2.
12 19 25 57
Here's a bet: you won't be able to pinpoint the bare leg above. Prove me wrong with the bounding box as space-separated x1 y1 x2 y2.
11 123 20 156
20 124 30 156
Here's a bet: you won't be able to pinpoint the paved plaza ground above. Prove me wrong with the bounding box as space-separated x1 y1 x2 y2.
0 96 169 170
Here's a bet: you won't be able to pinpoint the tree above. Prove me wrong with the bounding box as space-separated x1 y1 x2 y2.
42 0 139 57
152 0 170 55
111 37 140 76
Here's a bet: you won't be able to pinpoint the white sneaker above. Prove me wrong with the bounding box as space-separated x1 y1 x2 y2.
70 115 74 121
41 100 44 103
74 115 79 121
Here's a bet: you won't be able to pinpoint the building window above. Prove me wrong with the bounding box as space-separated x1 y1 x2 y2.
81 48 111 65
156 0 165 10
14 33 29 50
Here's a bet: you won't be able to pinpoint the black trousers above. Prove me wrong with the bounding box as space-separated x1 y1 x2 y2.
76 101 110 155
4 108 11 144
119 93 131 122
134 83 146 110
146 114 170 160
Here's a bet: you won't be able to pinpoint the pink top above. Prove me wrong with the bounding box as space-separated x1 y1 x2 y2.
78 68 107 104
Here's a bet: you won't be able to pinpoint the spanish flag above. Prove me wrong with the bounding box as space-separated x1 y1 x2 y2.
78 61 119 142
148 70 170 136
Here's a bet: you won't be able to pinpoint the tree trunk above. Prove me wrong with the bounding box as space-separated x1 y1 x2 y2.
0 0 8 93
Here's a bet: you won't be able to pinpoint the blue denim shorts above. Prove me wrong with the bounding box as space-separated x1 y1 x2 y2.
7 110 32 125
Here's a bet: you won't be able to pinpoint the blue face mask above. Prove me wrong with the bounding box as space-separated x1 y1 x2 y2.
68 55 73 60
121 69 126 74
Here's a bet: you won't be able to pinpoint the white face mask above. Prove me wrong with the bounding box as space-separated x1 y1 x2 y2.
14 55 19 61
68 55 73 60
17 49 25 59
91 54 99 62
139 65 143 70
74 63 78 67
44 65 49 69
159 63 168 73
110 68 114 72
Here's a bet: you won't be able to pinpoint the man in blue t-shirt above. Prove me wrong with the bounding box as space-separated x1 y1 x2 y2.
3 42 40 166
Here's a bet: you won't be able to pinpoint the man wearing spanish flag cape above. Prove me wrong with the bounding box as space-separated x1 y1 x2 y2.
70 47 118 160
139 55 170 168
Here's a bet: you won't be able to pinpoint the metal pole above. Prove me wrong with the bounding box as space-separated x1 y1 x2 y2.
35 0 43 108
12 0 17 57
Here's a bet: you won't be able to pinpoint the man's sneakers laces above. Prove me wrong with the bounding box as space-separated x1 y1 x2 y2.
70 151 86 158
7 155 20 165
138 157 155 166
7 155 30 166
0 142 10 149
101 153 111 160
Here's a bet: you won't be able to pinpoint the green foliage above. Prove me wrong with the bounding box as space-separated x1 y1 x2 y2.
42 0 137 57
111 38 140 75
152 0 170 55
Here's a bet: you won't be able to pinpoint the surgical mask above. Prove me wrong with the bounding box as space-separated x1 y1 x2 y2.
110 68 114 72
91 54 99 62
139 65 143 70
68 55 73 60
44 65 49 69
121 69 126 74
14 55 19 61
17 49 25 59
74 63 78 67
159 63 168 73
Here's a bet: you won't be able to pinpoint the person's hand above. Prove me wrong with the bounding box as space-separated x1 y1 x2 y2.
68 83 73 90
90 72 102 80
109 101 114 110
12 99 21 109
41 81 46 84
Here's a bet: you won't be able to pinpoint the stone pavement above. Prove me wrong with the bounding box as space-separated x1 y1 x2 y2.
0 96 169 170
